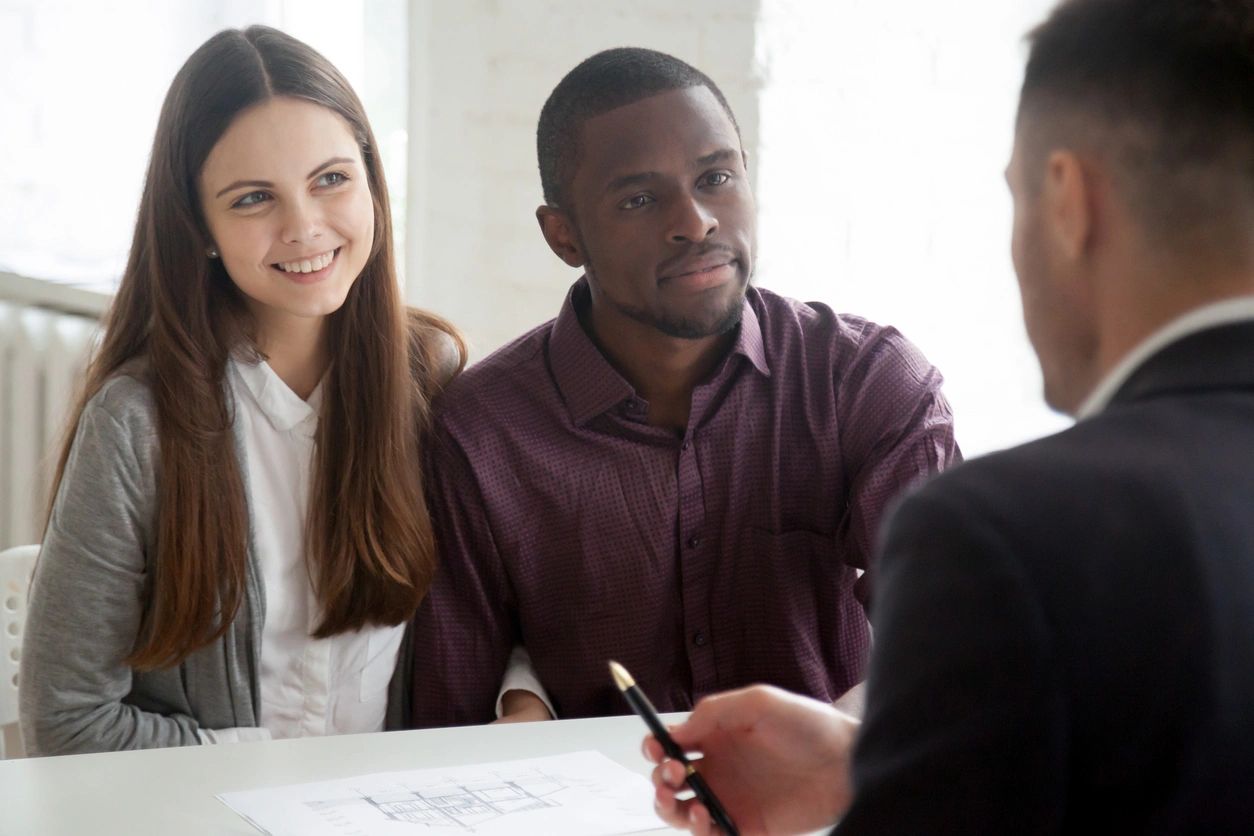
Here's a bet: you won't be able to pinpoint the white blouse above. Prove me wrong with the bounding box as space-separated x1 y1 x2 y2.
198 359 549 745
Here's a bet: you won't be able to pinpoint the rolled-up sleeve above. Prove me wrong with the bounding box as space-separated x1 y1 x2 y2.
834 325 961 609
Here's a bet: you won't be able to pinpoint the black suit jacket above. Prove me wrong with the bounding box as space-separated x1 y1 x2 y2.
837 321 1254 834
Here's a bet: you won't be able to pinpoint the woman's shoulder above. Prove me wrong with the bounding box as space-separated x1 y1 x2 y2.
406 307 467 389
84 361 158 431
58 362 161 508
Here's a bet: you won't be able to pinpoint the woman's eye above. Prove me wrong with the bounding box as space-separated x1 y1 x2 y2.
232 191 270 209
316 171 348 188
621 194 654 210
703 172 731 187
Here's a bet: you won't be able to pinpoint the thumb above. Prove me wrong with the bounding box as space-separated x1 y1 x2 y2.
668 686 761 749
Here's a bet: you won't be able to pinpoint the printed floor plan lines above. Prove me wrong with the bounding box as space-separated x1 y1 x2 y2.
219 750 668 836
353 772 567 829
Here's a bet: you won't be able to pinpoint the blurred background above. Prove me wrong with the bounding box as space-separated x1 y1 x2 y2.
0 0 1066 548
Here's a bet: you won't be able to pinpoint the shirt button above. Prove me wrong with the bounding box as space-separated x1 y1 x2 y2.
692 630 707 647
686 535 701 549
680 440 690 451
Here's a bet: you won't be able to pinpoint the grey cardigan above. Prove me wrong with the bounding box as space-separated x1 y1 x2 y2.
19 372 409 756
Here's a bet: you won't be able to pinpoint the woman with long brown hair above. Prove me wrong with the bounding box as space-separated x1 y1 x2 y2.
18 26 545 755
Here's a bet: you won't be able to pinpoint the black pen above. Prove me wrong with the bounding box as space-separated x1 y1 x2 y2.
609 660 740 836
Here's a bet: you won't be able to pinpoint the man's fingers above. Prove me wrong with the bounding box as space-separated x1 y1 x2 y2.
687 799 715 836
663 759 687 787
653 785 716 836
654 760 723 835
642 735 665 764
654 781 694 829
650 759 688 790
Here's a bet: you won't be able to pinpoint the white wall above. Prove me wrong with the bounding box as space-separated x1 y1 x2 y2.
405 0 762 358
753 0 1067 455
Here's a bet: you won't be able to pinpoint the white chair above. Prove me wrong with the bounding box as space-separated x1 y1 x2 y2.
0 545 38 759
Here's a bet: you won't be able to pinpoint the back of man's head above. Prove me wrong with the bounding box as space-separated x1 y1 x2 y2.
1020 0 1254 256
536 47 741 211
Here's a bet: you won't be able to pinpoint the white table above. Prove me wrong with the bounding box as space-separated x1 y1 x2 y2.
0 714 685 835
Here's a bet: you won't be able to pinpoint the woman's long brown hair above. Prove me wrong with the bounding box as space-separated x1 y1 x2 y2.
47 26 464 669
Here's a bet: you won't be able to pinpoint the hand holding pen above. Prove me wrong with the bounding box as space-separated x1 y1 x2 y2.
611 661 740 835
633 679 861 836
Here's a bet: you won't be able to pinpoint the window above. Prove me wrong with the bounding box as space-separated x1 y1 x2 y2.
755 0 1068 454
0 0 405 297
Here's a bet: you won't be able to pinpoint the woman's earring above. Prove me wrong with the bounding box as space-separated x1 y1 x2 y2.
206 247 219 258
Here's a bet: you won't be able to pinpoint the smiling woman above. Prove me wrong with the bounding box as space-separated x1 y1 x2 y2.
199 97 377 392
17 26 468 756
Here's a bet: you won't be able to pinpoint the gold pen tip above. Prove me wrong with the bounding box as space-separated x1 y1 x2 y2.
608 660 636 691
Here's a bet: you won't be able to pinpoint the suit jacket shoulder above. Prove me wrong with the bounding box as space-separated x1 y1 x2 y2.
842 323 1254 833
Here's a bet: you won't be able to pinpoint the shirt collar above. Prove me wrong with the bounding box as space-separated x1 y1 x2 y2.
229 355 324 434
548 277 771 427
1076 295 1254 419
737 289 771 378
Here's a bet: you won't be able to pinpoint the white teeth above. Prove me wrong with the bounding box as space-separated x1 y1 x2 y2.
277 250 334 273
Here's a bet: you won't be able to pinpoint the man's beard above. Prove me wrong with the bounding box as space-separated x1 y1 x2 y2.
580 233 750 340
610 287 746 339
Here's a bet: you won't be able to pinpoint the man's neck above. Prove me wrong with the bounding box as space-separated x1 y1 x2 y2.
1094 270 1254 388
584 303 737 433
1072 262 1254 416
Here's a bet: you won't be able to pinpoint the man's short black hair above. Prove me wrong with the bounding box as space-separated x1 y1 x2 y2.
1020 0 1254 242
537 47 741 209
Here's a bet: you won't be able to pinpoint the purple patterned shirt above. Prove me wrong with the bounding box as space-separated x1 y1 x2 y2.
408 279 959 725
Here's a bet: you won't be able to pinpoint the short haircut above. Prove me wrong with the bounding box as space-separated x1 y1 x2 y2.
1019 0 1254 244
537 47 740 209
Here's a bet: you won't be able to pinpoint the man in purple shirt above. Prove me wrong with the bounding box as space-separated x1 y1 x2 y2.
404 48 960 726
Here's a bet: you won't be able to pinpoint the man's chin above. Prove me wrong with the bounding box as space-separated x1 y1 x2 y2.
651 300 745 340
608 276 748 340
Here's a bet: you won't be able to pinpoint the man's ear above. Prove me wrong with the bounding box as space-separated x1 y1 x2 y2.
536 205 586 269
1042 150 1095 263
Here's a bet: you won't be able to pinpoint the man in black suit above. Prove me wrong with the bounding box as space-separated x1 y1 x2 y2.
647 0 1254 832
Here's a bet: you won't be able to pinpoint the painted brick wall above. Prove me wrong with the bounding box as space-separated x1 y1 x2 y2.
406 0 763 359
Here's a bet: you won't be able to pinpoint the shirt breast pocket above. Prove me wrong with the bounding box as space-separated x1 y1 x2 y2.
359 626 404 702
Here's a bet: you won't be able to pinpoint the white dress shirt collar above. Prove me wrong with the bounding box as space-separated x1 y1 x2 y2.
1076 296 1254 420
231 356 324 434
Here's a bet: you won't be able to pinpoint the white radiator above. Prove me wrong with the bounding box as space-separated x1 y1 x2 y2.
0 302 99 549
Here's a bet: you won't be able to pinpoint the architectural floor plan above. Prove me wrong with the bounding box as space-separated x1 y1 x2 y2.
311 770 566 830
219 751 667 836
